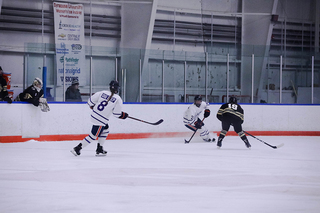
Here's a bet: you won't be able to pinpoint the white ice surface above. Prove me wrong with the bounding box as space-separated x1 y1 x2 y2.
1 136 320 213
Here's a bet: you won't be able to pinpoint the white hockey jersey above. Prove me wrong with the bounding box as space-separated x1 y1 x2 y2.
87 90 123 126
183 101 209 125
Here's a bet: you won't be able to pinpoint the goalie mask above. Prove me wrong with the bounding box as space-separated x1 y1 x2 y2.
33 77 43 89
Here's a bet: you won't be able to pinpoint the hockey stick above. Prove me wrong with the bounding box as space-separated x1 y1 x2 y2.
128 116 163 125
243 131 284 149
185 118 205 144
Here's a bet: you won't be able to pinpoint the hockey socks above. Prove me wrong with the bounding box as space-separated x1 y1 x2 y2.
217 130 227 148
238 131 251 148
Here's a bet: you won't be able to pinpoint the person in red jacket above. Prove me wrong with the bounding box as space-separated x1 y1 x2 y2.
0 66 12 103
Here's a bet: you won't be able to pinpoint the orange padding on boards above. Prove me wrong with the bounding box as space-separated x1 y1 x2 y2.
1 131 320 143
0 132 190 143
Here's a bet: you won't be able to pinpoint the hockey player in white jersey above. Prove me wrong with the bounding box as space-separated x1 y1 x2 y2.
183 95 215 142
71 80 128 156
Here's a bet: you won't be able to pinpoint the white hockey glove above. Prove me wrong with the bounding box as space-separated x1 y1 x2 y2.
39 97 47 104
39 102 50 112
39 98 50 112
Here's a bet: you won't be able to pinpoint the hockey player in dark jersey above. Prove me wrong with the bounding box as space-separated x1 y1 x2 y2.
15 77 44 106
14 77 50 112
216 96 251 149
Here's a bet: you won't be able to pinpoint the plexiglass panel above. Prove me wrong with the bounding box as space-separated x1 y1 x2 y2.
20 43 320 104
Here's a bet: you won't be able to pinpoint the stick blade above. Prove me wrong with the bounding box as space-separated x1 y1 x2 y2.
269 143 284 149
153 119 164 125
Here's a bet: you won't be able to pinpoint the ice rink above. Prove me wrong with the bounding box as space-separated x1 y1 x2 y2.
1 136 320 213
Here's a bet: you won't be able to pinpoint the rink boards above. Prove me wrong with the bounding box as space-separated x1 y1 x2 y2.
0 102 319 142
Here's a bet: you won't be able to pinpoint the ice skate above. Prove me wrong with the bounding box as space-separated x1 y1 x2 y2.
217 139 222 149
243 139 251 149
71 143 82 156
96 144 107 156
203 138 215 142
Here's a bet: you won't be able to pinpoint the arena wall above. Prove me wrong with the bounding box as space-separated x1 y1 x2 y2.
0 103 319 142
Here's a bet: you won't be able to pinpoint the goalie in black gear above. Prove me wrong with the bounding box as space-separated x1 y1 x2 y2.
14 77 50 112
216 96 251 149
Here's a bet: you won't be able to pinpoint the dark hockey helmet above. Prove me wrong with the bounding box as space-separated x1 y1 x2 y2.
194 95 202 107
229 96 237 104
109 80 119 94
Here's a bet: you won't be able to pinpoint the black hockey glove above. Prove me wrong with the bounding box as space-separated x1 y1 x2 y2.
119 112 128 119
204 109 210 118
194 119 204 129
